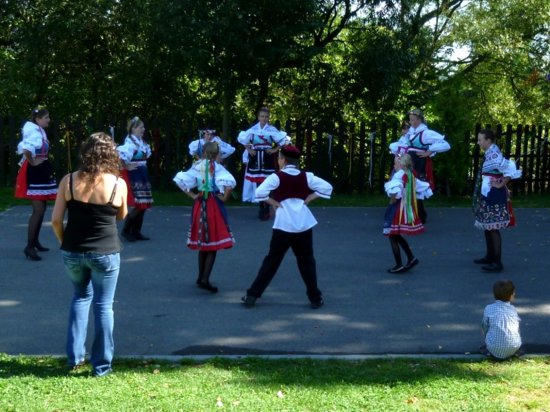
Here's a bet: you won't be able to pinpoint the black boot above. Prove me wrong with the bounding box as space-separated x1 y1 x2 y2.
24 245 41 261
122 216 136 242
259 201 270 221
33 241 50 252
132 210 150 240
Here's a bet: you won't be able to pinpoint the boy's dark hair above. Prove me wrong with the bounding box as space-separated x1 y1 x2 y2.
493 280 515 301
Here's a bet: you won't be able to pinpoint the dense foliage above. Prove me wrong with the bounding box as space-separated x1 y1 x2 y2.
1 0 548 193
2 0 548 124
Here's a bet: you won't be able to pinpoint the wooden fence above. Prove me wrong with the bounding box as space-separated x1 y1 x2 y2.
1 116 549 196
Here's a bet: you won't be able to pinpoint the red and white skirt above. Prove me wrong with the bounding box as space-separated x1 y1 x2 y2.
187 195 235 251
14 159 57 200
383 200 424 236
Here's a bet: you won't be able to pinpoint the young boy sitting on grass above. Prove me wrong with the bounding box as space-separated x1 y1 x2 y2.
481 280 522 360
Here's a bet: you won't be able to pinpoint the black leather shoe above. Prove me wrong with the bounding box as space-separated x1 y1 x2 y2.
474 256 492 264
405 257 419 270
387 265 406 273
24 246 41 261
133 232 150 241
310 299 324 309
197 281 218 293
122 231 136 242
241 295 257 307
34 242 49 252
482 262 503 272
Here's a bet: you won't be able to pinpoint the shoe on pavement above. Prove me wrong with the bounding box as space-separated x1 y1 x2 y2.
241 295 257 307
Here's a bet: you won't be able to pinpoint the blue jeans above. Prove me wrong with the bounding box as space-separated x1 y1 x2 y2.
62 251 120 376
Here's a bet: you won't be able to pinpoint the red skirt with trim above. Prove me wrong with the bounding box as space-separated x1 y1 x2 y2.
383 200 424 236
14 160 57 201
187 195 235 251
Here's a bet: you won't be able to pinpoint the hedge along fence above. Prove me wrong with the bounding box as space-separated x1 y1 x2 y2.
1 116 549 196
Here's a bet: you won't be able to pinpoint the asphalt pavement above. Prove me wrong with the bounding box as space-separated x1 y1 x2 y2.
1 205 549 357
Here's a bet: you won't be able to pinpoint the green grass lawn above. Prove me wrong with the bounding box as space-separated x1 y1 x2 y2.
1 355 549 411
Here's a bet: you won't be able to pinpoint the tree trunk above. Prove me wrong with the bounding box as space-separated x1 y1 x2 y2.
256 73 269 113
222 79 234 142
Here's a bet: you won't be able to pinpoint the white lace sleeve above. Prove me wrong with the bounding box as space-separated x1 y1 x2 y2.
117 137 135 163
173 169 199 192
389 135 409 155
17 122 43 156
217 139 236 159
188 139 200 157
502 158 522 179
214 164 237 191
237 130 252 145
423 130 451 154
415 179 433 200
384 171 404 198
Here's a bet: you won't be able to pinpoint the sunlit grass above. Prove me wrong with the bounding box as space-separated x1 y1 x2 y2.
1 355 549 411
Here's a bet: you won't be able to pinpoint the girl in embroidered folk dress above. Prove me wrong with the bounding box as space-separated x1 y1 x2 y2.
237 106 288 220
173 142 236 293
389 109 450 224
473 129 521 272
384 154 432 273
188 128 235 162
15 108 58 261
117 117 154 241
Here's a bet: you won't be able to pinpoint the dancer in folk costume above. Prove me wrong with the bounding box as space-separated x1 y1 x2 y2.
237 106 289 220
241 145 333 309
389 109 450 223
15 108 58 261
173 142 236 293
117 116 154 241
383 153 433 273
473 129 521 272
188 128 235 162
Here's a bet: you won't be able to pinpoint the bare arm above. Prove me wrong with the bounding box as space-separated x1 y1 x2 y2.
264 197 282 209
116 178 129 220
23 149 45 166
217 187 233 203
491 176 511 189
51 175 69 244
304 193 319 205
184 190 198 200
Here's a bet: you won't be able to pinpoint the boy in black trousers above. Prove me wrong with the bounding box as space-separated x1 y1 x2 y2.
241 145 333 309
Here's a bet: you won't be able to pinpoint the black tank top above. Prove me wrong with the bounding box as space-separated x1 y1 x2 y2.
61 173 121 253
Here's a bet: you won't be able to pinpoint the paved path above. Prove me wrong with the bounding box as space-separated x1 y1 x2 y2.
1 205 549 357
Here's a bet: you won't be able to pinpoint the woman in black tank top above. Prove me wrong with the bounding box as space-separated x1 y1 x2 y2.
51 132 128 377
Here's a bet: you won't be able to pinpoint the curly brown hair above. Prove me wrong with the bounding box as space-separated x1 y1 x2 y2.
78 132 121 184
